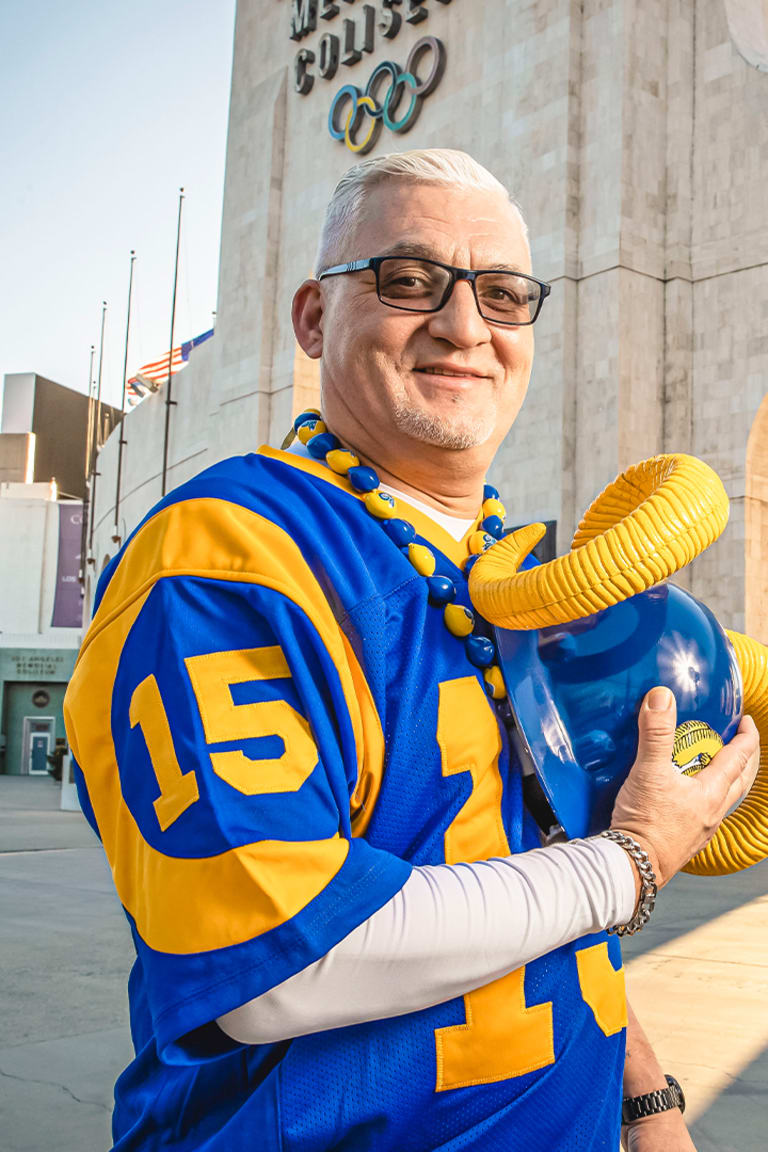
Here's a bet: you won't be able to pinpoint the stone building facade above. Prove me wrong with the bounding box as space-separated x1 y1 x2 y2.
87 0 768 639
0 483 82 774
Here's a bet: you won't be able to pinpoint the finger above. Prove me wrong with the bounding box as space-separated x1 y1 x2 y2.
701 717 758 787
635 687 678 770
739 714 761 787
722 770 754 816
736 713 758 740
721 725 760 811
697 717 759 807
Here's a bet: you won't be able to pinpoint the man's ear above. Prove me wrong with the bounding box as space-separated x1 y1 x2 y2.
292 280 324 359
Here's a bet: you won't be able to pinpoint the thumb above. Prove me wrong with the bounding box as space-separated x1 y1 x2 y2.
634 686 677 772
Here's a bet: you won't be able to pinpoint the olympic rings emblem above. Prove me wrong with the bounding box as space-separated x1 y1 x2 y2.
328 37 446 155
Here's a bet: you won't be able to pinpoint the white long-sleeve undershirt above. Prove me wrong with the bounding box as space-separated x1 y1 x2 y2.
217 836 635 1045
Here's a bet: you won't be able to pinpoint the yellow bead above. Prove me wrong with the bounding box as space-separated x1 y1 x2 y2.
482 498 506 520
326 448 359 475
298 419 326 445
469 530 495 555
407 543 436 577
364 490 398 519
444 603 475 637
484 666 507 700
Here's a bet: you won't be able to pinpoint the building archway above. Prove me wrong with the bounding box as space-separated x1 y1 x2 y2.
724 0 768 73
745 391 768 642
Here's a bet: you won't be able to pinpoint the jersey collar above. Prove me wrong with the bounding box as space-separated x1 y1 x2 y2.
258 446 483 569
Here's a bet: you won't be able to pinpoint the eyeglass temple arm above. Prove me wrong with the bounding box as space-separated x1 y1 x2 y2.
318 259 374 280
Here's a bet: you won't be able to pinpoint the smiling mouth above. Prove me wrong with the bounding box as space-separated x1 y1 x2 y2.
416 367 489 380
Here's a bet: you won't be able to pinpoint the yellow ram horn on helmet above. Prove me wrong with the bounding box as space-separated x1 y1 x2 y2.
468 454 729 631
684 631 768 875
470 452 768 876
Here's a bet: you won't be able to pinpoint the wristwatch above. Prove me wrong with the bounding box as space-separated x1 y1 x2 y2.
622 1075 685 1124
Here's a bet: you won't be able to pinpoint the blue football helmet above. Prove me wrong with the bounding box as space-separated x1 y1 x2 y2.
495 583 743 839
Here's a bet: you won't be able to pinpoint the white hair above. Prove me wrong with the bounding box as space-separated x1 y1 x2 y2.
315 148 528 273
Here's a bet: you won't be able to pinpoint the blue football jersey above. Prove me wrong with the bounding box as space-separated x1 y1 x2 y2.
64 447 627 1151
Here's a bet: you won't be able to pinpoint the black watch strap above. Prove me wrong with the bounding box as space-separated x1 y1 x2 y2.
622 1075 685 1124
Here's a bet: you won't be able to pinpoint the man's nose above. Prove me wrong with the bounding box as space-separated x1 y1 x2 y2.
426 279 491 347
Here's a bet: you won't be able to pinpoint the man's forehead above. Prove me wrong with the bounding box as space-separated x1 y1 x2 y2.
377 239 526 273
350 181 529 267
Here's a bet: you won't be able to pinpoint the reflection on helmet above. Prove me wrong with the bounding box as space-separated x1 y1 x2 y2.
470 453 768 875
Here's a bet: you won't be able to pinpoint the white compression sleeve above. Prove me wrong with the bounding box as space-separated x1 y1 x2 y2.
217 837 635 1044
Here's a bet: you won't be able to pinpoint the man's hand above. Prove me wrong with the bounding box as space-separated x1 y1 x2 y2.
622 1110 697 1151
610 686 759 887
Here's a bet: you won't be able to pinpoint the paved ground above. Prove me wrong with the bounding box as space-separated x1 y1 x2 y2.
1 775 767 1151
0 776 133 1152
623 866 768 1152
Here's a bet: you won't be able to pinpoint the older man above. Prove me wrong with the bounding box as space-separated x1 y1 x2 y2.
65 150 757 1152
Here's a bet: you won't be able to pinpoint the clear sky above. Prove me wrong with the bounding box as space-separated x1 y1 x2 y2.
0 0 236 410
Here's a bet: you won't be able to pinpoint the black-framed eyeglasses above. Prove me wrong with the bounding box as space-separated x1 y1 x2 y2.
317 255 551 326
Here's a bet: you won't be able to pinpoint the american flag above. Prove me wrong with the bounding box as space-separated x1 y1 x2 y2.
127 328 214 405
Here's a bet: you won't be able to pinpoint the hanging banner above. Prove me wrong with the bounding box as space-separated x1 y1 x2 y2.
52 503 84 628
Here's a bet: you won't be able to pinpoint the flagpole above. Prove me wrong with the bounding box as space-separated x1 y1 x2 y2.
79 343 96 589
88 300 107 559
161 187 184 497
84 342 97 488
113 250 136 543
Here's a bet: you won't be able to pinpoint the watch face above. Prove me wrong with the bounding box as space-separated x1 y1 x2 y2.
622 1076 686 1125
665 1074 686 1114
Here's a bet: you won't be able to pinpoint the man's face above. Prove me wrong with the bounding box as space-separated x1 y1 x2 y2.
311 180 535 457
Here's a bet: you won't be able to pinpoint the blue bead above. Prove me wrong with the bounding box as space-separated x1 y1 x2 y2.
482 515 504 539
306 431 339 459
347 465 379 493
427 575 456 605
293 410 321 433
483 483 500 502
480 533 495 551
465 635 496 669
383 518 416 548
463 554 481 574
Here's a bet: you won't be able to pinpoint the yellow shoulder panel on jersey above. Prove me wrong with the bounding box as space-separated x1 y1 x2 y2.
65 497 384 954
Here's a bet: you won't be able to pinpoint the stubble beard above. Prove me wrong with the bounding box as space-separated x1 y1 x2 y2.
389 390 498 451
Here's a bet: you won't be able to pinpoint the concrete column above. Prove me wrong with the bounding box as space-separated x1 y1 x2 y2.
210 0 290 453
746 394 768 643
570 0 667 526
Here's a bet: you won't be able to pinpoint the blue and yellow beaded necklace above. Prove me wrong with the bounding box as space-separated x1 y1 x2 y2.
290 409 508 702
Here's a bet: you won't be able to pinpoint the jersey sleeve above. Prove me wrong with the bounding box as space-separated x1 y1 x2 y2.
64 502 411 1063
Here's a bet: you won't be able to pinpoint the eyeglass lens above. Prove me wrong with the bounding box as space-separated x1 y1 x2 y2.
377 258 541 324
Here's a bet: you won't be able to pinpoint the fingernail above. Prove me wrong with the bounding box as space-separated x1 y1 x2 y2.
647 687 674 711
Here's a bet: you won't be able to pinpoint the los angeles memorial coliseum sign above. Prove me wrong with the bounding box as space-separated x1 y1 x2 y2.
289 0 454 154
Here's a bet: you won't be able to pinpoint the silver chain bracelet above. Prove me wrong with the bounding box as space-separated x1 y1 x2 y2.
601 829 658 936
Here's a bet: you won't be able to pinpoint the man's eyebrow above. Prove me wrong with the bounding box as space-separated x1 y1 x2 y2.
378 242 524 273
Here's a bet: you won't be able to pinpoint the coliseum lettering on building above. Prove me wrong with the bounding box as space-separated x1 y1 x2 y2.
290 0 453 150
